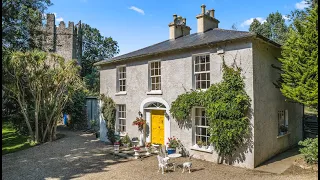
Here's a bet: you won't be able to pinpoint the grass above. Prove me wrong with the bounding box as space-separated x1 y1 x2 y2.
2 122 34 155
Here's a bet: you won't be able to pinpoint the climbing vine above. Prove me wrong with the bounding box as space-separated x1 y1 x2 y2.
170 90 205 122
170 61 251 163
100 94 116 144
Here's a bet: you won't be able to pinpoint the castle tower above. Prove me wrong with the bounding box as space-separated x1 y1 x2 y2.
42 14 82 64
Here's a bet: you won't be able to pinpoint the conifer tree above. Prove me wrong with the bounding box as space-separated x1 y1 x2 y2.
279 4 318 109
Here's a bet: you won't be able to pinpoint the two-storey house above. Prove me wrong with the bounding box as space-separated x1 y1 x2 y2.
94 5 303 169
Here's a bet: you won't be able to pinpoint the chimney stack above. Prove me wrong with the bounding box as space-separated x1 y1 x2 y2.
168 14 191 40
196 5 219 33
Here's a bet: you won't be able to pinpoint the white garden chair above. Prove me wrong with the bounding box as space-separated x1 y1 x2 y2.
157 155 176 174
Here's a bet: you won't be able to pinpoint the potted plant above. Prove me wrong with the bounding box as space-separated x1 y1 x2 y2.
90 119 99 138
167 136 180 154
121 134 131 148
197 140 203 148
145 142 152 155
279 125 288 135
133 146 140 159
202 141 208 149
114 141 120 154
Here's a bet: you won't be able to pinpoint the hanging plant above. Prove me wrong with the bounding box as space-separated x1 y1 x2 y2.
132 111 146 132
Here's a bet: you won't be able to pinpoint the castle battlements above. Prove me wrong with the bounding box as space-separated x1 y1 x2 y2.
42 13 82 64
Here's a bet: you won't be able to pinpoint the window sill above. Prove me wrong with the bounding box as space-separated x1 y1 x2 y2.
115 91 127 96
194 89 208 92
146 90 162 95
190 145 213 153
119 132 127 137
277 132 291 139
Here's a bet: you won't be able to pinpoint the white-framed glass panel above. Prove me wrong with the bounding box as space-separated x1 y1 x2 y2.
118 105 126 133
117 66 126 92
150 61 161 91
194 54 210 90
278 110 288 135
194 107 210 145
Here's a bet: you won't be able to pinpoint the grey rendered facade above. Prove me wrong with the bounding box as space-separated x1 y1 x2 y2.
96 5 303 169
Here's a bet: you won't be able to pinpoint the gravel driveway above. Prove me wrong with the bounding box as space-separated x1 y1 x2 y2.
2 126 317 180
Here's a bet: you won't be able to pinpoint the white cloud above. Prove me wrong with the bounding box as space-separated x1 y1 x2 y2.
241 17 266 27
56 17 64 22
128 6 145 15
53 12 57 17
282 15 290 21
295 0 309 10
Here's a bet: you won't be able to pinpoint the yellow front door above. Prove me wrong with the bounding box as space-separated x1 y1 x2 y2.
151 110 165 145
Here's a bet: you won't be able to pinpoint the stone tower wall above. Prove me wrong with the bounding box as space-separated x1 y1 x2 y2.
42 14 82 63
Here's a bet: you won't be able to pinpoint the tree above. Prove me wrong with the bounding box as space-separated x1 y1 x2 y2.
278 4 318 109
81 23 119 93
249 12 289 44
3 50 84 143
2 0 52 51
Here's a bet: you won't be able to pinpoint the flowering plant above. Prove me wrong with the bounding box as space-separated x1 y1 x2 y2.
167 136 180 148
132 111 146 132
114 142 120 145
133 146 141 151
145 142 152 148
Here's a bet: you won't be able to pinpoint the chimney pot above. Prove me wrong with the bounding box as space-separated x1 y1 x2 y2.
173 14 177 21
210 9 215 18
201 4 206 14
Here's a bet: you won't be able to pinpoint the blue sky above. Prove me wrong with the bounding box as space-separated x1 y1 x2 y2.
47 0 309 56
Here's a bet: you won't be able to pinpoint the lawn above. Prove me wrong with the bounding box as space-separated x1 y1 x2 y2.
2 122 34 155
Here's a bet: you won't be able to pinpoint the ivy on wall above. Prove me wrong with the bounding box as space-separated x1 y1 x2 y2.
100 94 116 144
170 61 251 163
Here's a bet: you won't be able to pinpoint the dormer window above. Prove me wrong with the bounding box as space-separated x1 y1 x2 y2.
193 54 210 90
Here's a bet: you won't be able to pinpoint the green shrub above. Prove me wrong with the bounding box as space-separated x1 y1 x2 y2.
100 94 116 144
298 137 318 164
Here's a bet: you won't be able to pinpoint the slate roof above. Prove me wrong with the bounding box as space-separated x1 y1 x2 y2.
94 28 280 66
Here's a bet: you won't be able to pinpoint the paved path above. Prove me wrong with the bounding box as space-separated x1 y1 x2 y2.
2 126 317 180
255 147 303 174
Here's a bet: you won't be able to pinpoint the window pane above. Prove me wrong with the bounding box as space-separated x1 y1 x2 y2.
151 69 155 76
206 81 210 89
195 64 199 72
201 81 206 89
195 56 199 64
152 84 156 90
201 117 206 126
196 81 200 89
200 56 206 63
201 73 207 80
206 55 210 62
200 63 206 71
206 62 210 71
201 136 206 142
195 117 200 125
156 77 160 83
151 62 154 69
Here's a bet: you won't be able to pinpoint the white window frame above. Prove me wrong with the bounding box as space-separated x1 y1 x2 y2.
278 110 289 136
191 107 212 153
117 104 126 134
148 60 161 91
193 53 210 90
116 65 126 93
